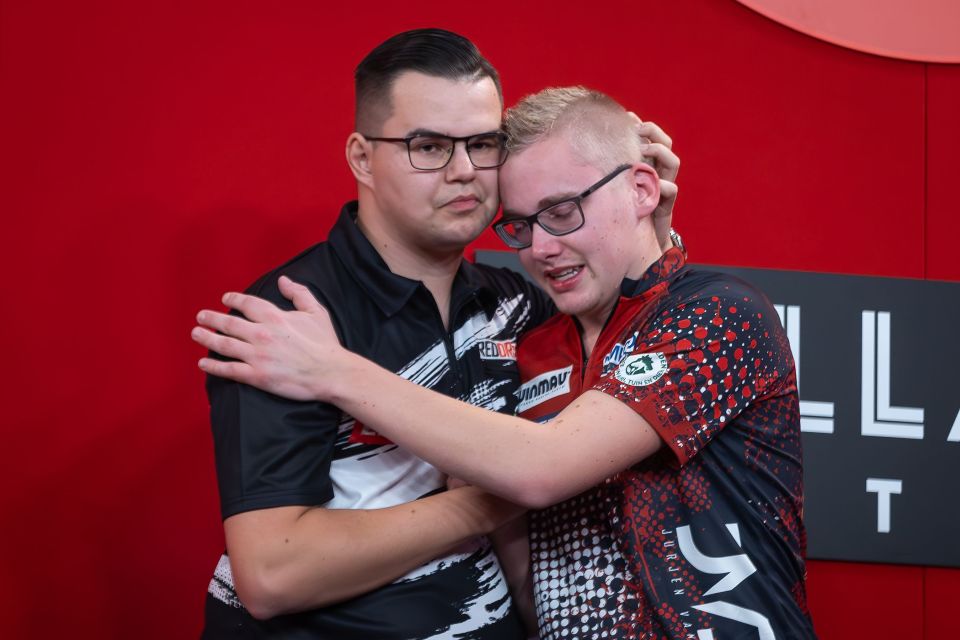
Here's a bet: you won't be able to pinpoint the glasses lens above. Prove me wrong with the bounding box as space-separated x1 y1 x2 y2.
495 220 532 248
407 136 455 170
538 201 584 235
466 133 507 168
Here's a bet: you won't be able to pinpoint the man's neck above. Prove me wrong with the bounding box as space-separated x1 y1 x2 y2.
356 212 463 330
576 301 615 360
579 234 665 358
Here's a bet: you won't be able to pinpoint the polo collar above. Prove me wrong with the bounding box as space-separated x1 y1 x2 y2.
328 202 490 318
619 247 688 299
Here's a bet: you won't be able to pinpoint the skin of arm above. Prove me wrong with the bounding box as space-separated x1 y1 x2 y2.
194 117 675 512
193 284 662 509
325 355 661 508
489 516 537 634
226 486 524 620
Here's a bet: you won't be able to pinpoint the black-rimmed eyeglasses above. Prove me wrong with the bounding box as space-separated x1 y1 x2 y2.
362 131 508 170
492 164 632 249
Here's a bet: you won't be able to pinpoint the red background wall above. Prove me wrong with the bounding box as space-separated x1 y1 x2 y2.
1 1 957 637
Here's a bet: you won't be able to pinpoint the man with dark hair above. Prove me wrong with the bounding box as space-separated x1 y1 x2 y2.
198 28 679 638
354 29 502 134
199 28 541 639
194 86 813 638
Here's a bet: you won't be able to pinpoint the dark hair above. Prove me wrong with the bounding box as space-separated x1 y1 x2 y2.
354 28 502 133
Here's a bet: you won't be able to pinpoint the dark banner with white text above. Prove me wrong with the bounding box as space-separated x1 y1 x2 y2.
477 251 960 567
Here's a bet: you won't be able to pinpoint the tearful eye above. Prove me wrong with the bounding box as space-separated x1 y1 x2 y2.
543 203 578 222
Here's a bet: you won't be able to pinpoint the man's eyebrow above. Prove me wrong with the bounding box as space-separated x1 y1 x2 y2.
536 192 579 209
406 128 448 137
405 128 503 138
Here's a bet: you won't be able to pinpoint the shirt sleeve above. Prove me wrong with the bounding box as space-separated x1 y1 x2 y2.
207 275 341 520
593 281 796 466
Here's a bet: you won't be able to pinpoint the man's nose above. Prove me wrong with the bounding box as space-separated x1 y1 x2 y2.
444 141 477 180
528 222 562 260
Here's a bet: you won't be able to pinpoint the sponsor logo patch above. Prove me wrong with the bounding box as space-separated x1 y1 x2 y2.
348 420 393 445
477 339 517 361
601 332 639 374
614 352 668 387
515 365 573 413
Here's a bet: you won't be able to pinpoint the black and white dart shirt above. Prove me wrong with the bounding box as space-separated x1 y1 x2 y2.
203 201 553 639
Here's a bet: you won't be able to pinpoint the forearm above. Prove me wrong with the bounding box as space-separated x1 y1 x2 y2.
490 516 537 636
227 486 523 619
194 288 660 507
324 354 661 507
327 354 557 503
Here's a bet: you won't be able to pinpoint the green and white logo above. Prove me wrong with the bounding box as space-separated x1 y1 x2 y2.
614 352 668 387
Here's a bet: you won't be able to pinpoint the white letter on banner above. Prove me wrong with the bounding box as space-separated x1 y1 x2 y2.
861 311 923 439
866 478 903 533
948 409 960 443
774 304 834 434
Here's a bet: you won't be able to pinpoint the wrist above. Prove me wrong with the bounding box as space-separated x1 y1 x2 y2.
322 349 366 404
449 487 525 535
669 228 686 256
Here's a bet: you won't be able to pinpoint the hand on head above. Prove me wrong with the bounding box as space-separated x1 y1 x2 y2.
627 114 680 252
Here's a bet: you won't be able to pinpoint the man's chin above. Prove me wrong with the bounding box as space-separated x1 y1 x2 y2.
421 227 484 254
437 218 492 245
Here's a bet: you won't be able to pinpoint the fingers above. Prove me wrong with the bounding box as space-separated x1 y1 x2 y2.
627 112 652 147
278 276 325 314
191 326 254 362
640 142 680 183
197 356 256 385
633 119 679 184
196 308 256 342
221 290 282 323
658 179 678 209
637 120 672 149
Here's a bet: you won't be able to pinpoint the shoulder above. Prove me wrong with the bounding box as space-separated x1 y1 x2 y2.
661 268 782 331
244 241 344 310
468 263 556 329
672 268 771 303
469 264 541 298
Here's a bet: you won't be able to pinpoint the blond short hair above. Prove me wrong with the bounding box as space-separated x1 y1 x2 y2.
503 86 644 169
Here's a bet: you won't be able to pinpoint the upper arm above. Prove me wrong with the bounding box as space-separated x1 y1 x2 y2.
514 280 793 505
594 282 794 465
207 265 346 518
522 391 661 504
223 506 308 580
207 374 339 518
220 505 317 618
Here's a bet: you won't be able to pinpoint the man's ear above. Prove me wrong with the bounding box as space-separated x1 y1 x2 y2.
346 133 374 189
631 163 661 218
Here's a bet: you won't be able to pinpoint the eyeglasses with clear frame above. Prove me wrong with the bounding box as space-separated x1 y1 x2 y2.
361 131 509 170
492 164 632 249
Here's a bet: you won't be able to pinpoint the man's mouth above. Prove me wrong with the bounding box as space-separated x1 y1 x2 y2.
546 266 582 281
444 195 480 207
